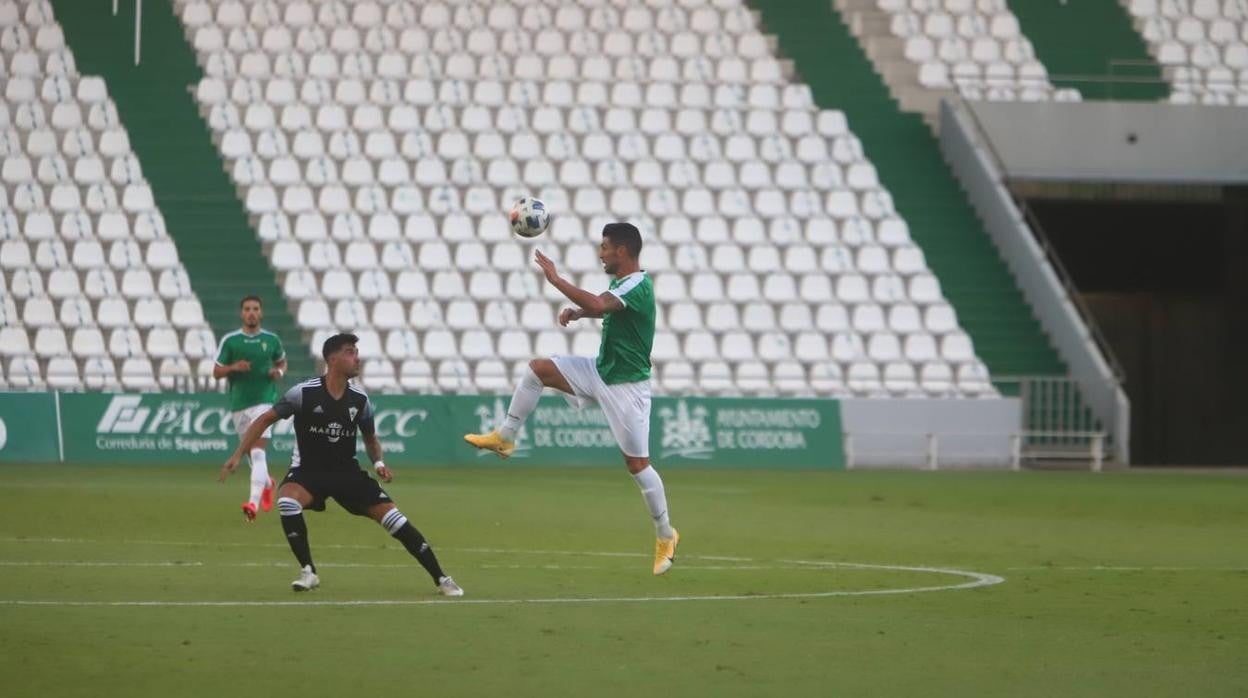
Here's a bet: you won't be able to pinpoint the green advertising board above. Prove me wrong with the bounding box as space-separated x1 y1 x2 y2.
651 397 842 468
58 393 237 464
4 392 843 469
0 392 61 463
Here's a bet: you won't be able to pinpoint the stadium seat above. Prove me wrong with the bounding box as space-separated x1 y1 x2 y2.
81 356 118 390
736 361 773 395
920 361 956 395
957 361 995 395
698 361 734 394
773 361 811 396
33 326 67 356
157 357 193 391
436 359 474 393
942 332 977 363
146 327 181 359
46 355 81 389
58 297 93 327
182 328 216 359
6 355 45 389
120 357 157 391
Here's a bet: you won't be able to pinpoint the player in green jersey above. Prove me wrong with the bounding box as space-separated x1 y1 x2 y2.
465 223 679 575
214 295 287 521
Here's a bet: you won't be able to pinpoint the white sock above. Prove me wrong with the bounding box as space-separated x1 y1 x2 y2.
632 466 675 539
247 447 269 506
499 367 543 441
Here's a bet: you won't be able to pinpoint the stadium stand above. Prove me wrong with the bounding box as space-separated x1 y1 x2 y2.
1006 0 1170 101
0 0 216 391
46 0 317 383
1120 0 1248 104
892 0 1079 100
755 0 1065 376
172 0 1003 398
835 0 1080 119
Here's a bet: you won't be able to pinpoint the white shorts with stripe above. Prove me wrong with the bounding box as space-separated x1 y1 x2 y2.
232 403 274 440
551 355 652 458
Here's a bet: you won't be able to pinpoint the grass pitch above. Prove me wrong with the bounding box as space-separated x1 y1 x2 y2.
0 465 1245 697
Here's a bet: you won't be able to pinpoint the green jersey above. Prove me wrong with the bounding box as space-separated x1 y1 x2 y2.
215 329 285 412
597 271 655 385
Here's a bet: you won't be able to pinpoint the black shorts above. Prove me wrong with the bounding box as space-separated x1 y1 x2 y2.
281 467 391 516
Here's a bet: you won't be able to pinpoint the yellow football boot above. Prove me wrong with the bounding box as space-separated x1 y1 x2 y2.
463 430 516 459
653 529 680 575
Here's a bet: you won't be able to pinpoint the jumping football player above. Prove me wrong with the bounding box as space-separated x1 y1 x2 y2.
464 223 680 575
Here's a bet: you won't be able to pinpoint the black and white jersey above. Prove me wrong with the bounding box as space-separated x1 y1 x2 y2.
273 376 375 472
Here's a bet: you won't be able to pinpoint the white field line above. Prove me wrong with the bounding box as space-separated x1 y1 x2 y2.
0 560 820 571
1006 565 1248 571
0 536 410 552
0 563 1004 608
0 537 717 558
0 537 1006 606
0 561 205 567
6 560 1235 572
3 538 1236 573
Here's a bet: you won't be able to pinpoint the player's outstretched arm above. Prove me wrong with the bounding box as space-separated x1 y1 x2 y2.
559 300 620 325
536 250 624 317
219 409 279 482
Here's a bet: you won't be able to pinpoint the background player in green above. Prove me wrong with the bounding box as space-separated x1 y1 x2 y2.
465 223 680 575
214 295 287 521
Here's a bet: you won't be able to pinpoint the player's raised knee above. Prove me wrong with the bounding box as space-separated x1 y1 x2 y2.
529 358 562 385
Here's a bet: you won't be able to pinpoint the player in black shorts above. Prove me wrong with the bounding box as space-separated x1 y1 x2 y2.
220 333 463 596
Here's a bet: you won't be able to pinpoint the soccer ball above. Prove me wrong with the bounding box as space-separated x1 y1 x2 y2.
509 196 550 238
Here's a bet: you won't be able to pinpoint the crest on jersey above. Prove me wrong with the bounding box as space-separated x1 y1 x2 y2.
348 406 358 422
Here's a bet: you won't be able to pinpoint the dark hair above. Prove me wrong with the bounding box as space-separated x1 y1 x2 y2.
602 222 642 259
321 333 359 360
240 295 263 308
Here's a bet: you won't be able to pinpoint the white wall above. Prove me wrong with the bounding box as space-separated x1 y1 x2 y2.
839 397 1022 468
966 101 1248 183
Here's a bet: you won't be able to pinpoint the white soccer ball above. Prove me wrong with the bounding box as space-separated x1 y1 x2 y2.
509 196 550 238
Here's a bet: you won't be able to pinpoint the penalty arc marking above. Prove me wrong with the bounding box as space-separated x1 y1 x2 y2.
0 549 1005 606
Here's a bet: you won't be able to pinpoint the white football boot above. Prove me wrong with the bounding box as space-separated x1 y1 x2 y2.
291 565 319 592
437 576 464 597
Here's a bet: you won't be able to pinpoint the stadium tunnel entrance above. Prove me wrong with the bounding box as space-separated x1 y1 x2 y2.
1015 182 1248 466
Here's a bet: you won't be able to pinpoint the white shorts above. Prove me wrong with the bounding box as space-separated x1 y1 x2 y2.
232 403 273 441
551 355 652 458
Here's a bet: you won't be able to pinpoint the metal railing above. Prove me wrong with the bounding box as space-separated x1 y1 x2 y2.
996 375 1109 469
1046 64 1170 101
111 0 144 66
842 429 1106 471
957 97 1127 384
1015 431 1107 472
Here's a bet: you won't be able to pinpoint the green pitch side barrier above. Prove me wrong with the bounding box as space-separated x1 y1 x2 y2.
0 393 844 470
0 392 61 463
